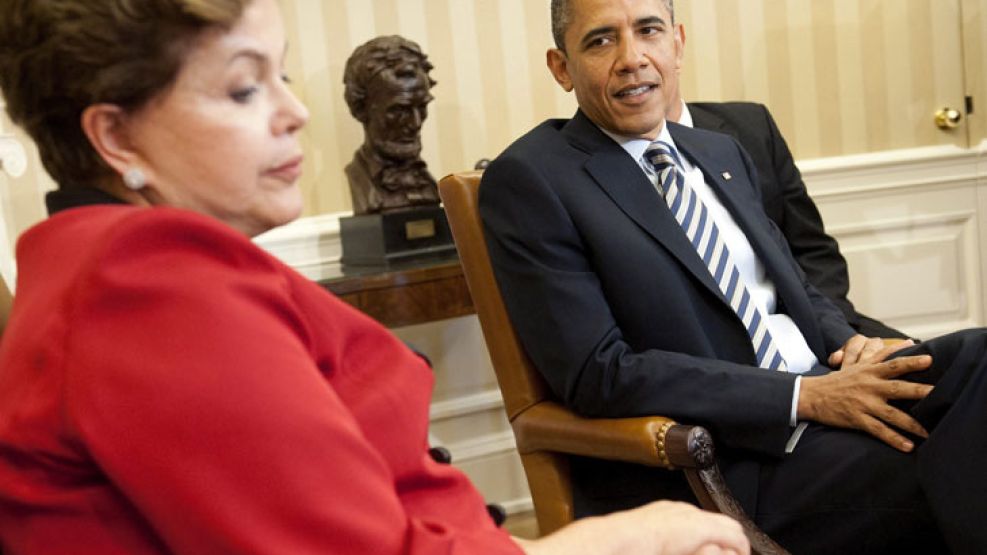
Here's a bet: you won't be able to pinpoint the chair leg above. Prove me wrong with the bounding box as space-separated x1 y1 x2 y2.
520 451 574 536
683 467 789 555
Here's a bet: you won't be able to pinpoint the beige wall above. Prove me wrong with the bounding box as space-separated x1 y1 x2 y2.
678 0 970 156
963 0 987 143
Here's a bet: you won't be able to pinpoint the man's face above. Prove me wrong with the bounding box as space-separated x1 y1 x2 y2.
364 68 432 161
548 0 682 139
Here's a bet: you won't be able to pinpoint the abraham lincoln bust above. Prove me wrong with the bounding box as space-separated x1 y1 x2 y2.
343 36 439 214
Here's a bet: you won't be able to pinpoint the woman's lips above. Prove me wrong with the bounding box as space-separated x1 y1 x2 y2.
266 155 304 182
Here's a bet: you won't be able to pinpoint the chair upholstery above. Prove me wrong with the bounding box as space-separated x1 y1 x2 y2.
439 171 788 555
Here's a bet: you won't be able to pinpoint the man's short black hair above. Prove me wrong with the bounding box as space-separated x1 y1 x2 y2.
551 0 675 51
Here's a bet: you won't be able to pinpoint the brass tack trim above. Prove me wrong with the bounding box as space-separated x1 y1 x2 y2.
655 421 675 469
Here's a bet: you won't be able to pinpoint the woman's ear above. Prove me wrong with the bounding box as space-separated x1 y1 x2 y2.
80 103 140 177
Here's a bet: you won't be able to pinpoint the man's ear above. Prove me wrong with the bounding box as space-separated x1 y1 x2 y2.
80 103 141 177
546 48 573 92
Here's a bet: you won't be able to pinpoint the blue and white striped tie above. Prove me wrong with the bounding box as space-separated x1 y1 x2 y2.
645 140 787 371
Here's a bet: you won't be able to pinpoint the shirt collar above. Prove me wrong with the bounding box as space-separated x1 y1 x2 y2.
676 100 694 128
598 120 678 163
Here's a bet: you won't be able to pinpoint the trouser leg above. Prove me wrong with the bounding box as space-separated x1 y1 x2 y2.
893 328 987 553
754 424 945 555
753 329 987 554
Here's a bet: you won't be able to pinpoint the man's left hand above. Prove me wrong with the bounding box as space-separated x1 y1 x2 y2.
828 334 914 368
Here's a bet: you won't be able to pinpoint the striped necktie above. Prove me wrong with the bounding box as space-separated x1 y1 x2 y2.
645 140 787 371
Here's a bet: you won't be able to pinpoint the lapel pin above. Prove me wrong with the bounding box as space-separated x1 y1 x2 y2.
721 171 732 181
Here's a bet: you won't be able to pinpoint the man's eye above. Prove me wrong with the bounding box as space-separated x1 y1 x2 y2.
640 26 662 36
587 36 612 49
230 86 259 103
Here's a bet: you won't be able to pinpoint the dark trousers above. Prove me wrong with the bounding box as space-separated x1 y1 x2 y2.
756 328 987 554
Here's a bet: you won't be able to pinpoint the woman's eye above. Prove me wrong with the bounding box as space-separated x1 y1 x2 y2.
280 73 293 85
230 86 259 103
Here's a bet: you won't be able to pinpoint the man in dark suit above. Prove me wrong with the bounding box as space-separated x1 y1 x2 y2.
671 96 907 338
479 0 987 552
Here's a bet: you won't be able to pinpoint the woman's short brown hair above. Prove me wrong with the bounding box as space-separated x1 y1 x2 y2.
0 0 247 188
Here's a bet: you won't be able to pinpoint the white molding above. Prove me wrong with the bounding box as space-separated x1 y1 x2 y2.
428 392 514 463
800 143 976 175
801 144 984 199
430 389 505 421
500 497 534 516
827 210 976 237
443 430 518 463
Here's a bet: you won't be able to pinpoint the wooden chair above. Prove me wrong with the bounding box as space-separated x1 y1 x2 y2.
0 277 14 336
0 274 11 339
438 171 788 555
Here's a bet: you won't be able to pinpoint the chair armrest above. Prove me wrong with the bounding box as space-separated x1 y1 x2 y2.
511 401 715 470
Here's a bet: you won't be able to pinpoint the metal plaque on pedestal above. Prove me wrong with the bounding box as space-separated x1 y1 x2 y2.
339 206 456 266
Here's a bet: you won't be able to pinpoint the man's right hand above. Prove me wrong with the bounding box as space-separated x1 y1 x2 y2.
799 342 934 452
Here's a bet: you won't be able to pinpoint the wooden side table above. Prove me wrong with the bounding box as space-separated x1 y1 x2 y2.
319 255 475 328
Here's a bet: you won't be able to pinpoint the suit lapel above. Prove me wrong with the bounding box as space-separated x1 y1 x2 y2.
671 124 787 285
562 113 725 302
672 123 827 356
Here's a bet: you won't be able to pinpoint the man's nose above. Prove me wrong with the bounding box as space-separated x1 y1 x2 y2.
615 38 647 73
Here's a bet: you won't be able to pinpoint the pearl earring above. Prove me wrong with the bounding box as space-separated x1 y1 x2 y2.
123 167 146 191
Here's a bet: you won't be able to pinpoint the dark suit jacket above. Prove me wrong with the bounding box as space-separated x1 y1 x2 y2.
688 102 907 339
480 111 856 513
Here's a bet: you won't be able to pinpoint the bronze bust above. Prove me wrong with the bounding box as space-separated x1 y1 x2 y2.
343 36 439 214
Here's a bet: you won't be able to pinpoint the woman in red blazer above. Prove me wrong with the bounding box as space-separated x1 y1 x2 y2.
0 0 747 553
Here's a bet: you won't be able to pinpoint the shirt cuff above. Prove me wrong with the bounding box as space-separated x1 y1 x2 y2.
785 376 808 453
790 375 801 427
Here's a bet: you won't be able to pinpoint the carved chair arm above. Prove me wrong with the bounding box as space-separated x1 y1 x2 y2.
511 401 715 470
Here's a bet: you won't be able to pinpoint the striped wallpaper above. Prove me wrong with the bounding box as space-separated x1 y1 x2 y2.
1 0 985 232
964 0 987 144
283 0 985 215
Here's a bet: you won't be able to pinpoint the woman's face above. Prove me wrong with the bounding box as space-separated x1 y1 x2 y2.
124 0 309 237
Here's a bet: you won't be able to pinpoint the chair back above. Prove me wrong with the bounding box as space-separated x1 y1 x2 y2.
439 171 574 533
438 171 553 421
0 275 11 339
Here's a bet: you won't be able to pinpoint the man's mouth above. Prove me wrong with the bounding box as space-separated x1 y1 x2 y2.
615 84 656 98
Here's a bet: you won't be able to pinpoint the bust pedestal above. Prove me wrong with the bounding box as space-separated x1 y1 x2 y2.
339 206 456 266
